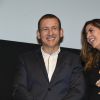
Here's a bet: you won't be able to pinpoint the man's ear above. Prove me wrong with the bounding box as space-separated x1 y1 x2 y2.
60 28 64 38
37 30 40 39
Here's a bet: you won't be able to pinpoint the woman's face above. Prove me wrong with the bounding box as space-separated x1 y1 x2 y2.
86 24 100 50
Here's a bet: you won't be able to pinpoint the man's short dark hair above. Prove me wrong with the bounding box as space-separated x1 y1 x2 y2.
38 14 61 32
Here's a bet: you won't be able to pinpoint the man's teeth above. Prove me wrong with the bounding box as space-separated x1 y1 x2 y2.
47 36 55 40
47 37 55 40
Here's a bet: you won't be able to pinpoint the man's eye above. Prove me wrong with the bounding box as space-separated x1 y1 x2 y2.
52 27 59 30
44 28 48 30
53 27 57 29
41 28 48 31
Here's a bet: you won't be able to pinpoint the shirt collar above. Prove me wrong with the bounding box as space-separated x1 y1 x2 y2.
41 47 60 57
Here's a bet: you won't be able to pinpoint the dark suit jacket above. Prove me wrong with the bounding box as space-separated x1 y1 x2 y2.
13 47 86 100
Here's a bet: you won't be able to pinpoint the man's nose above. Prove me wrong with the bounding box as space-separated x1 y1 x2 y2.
48 28 53 34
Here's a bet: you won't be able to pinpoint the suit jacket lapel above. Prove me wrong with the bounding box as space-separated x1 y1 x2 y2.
35 49 49 82
50 49 65 83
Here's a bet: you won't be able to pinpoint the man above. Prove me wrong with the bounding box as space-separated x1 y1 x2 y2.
13 14 86 100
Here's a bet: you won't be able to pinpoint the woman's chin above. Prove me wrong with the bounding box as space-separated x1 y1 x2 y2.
93 45 100 50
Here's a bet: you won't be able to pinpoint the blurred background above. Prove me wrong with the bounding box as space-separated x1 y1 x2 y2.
0 0 100 49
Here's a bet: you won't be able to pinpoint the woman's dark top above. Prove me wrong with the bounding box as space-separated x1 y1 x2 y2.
86 66 100 100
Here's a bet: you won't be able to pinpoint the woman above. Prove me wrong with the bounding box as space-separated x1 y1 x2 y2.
81 19 100 100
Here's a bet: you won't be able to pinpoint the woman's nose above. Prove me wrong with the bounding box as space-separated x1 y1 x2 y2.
87 32 91 38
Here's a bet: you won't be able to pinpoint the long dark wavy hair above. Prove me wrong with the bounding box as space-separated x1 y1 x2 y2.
80 19 100 71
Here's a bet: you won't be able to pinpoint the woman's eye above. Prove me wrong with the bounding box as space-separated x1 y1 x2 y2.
89 29 93 32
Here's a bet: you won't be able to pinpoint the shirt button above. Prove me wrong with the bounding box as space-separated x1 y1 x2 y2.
48 88 51 91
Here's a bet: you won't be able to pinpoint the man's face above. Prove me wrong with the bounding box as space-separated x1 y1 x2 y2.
37 18 63 49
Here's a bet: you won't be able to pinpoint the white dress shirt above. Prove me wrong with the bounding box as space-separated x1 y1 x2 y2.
41 47 60 82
